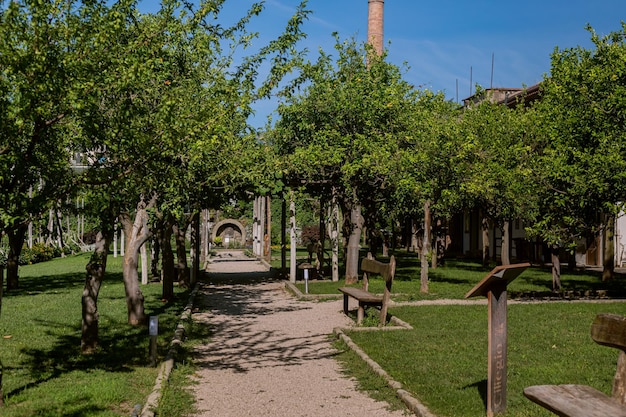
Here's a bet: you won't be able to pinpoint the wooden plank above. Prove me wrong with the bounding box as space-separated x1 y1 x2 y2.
487 283 507 417
591 313 626 351
614 351 626 404
360 255 395 282
524 384 626 417
465 263 530 299
338 287 383 304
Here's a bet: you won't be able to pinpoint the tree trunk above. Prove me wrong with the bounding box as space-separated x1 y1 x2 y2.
190 212 200 287
265 195 272 262
501 221 511 265
140 243 149 285
81 229 112 354
328 193 340 282
150 236 160 279
482 217 490 266
345 203 364 284
173 220 190 289
289 192 297 283
6 224 27 291
603 215 615 281
410 218 419 252
281 196 287 278
421 201 431 293
120 196 156 326
431 219 438 269
159 216 176 301
551 246 562 291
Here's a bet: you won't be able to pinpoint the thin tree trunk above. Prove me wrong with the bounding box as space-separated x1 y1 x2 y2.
289 191 297 283
81 229 112 354
173 219 190 289
265 195 272 262
603 215 615 281
421 201 431 293
345 203 364 284
482 217 490 266
411 218 419 252
328 192 340 282
551 246 562 291
6 224 26 291
150 236 160 279
431 219 438 269
140 243 148 285
501 220 511 265
281 197 287 278
190 211 200 287
54 206 65 255
159 216 175 301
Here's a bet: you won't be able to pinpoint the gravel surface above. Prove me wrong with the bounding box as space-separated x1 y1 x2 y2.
190 258 409 416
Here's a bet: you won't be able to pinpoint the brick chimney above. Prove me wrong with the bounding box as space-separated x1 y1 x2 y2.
367 0 384 56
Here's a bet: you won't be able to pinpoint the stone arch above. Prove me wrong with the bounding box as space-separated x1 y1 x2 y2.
211 219 247 248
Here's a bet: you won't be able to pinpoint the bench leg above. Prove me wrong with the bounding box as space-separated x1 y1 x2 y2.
343 294 349 315
357 302 365 325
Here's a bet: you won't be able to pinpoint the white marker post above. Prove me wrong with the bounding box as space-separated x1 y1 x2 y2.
149 315 158 367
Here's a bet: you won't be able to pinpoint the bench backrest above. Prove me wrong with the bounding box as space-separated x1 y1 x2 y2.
360 252 396 292
592 313 626 351
591 313 626 404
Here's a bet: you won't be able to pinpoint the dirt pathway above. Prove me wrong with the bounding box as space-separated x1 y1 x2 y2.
190 258 408 416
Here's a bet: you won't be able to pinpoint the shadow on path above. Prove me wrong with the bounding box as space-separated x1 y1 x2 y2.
194 270 341 376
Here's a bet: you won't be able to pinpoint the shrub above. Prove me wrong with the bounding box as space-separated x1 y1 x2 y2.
20 242 56 265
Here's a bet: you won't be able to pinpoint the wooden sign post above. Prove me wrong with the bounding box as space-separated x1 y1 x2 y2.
465 263 530 417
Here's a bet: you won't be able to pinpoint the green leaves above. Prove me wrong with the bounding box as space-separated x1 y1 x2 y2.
529 23 626 247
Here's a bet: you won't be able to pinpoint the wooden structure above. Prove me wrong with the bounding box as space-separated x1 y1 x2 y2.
338 253 395 325
465 262 530 416
524 313 626 417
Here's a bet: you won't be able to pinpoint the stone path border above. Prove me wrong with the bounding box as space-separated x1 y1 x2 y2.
139 260 626 417
140 282 200 417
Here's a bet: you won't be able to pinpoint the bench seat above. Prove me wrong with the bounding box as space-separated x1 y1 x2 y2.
338 253 395 325
524 384 626 417
338 287 383 324
338 287 383 304
524 313 626 416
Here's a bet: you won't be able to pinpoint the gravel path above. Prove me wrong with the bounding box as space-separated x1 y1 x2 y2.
190 257 408 417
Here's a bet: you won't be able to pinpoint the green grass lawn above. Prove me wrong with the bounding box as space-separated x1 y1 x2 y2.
341 302 626 416
0 253 189 417
3 250 626 417
294 252 626 300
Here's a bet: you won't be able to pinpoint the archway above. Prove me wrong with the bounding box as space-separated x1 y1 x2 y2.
211 219 247 248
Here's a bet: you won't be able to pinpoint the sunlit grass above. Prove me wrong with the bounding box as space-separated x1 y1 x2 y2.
295 252 626 300
342 302 626 416
0 253 189 417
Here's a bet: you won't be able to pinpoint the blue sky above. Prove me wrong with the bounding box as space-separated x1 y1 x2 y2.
140 0 626 126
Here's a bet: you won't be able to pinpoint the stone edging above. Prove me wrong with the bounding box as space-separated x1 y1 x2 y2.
140 282 200 417
333 327 436 417
284 280 342 300
286 280 428 415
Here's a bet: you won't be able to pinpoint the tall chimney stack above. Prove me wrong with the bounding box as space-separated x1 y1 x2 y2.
367 0 384 56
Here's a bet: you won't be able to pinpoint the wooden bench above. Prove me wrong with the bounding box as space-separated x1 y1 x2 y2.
524 313 626 417
338 253 395 325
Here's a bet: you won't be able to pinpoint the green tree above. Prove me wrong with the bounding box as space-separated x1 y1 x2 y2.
273 36 416 283
0 0 78 292
392 91 461 292
71 0 309 350
528 23 626 287
459 96 538 266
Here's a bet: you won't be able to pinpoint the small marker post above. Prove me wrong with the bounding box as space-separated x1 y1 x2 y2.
149 315 158 367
